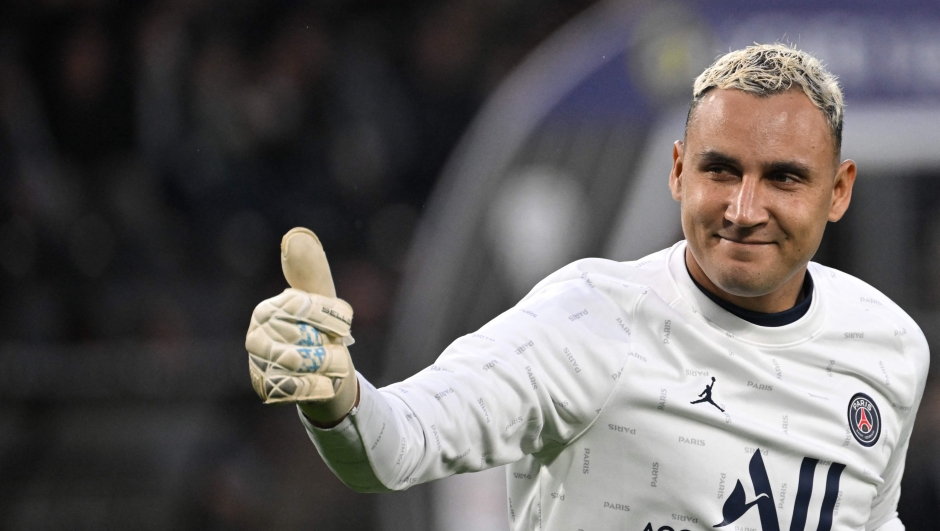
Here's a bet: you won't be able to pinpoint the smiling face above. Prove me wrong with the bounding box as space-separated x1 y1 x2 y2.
670 88 856 312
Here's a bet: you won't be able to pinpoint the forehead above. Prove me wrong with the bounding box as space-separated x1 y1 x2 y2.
686 88 836 167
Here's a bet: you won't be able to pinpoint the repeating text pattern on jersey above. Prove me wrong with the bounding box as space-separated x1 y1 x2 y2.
304 241 928 531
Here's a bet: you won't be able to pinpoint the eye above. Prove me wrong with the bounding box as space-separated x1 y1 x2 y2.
705 165 734 177
769 173 800 184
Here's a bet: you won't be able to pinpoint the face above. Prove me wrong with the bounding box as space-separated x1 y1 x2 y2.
670 88 856 300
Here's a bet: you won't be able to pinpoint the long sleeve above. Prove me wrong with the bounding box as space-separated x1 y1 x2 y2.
863 317 930 530
303 264 645 492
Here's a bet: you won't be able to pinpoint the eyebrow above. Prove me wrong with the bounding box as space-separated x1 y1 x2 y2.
696 150 812 178
697 150 739 167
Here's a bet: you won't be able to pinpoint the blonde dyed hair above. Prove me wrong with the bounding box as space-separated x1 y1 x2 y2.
688 43 844 151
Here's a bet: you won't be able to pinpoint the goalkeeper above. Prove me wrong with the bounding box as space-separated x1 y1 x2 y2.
246 44 928 531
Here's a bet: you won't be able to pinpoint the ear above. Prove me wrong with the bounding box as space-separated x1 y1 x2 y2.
828 159 857 222
669 140 684 202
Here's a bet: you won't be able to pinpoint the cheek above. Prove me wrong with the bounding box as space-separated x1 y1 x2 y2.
776 193 830 246
683 181 726 225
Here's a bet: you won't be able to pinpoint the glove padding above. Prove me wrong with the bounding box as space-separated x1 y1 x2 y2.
245 288 357 423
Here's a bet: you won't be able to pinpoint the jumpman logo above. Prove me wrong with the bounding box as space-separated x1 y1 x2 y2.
691 376 725 412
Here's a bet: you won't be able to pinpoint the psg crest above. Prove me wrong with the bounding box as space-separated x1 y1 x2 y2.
847 393 881 447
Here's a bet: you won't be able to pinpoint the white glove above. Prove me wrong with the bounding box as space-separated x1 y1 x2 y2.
245 228 358 424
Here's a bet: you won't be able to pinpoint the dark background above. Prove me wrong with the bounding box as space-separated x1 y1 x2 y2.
0 0 594 529
2 1 940 530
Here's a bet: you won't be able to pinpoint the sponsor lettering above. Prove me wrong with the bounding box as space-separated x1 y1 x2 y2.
616 317 631 335
716 451 845 531
747 381 773 391
525 366 538 390
434 388 455 400
395 437 406 465
370 423 386 451
580 272 595 288
603 501 629 512
879 361 891 386
564 348 582 373
552 397 570 408
477 398 491 424
321 306 352 325
643 524 690 531
568 309 589 321
608 423 636 435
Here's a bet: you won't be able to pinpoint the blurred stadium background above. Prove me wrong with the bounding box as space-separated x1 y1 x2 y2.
2 0 940 530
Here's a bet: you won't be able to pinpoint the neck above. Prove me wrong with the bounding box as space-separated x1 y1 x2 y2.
684 248 807 313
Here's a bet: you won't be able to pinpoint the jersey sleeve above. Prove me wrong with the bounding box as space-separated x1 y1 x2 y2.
302 266 644 491
864 320 930 530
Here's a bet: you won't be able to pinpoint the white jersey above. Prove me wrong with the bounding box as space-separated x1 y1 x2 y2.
303 241 928 531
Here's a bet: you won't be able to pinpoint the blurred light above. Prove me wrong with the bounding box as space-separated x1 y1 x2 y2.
0 217 36 278
629 2 716 104
334 261 391 326
487 166 586 297
68 214 115 277
62 19 112 103
367 203 418 270
330 121 388 195
219 209 272 278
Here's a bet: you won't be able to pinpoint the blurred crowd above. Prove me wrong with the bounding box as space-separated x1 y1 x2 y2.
0 0 592 349
0 0 593 529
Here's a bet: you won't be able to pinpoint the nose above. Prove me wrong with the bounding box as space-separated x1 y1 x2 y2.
725 174 768 227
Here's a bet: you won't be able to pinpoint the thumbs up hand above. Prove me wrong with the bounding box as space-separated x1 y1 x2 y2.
245 228 358 425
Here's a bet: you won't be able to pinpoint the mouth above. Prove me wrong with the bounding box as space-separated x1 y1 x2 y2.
717 236 775 246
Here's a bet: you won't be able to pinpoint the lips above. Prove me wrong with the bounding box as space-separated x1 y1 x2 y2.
717 236 774 246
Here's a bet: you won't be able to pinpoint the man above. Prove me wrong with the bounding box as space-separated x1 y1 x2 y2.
246 44 928 530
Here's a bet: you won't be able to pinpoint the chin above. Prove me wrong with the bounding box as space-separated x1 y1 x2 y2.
710 262 781 298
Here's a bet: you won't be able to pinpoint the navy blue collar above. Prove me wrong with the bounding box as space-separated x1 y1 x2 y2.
686 266 814 327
